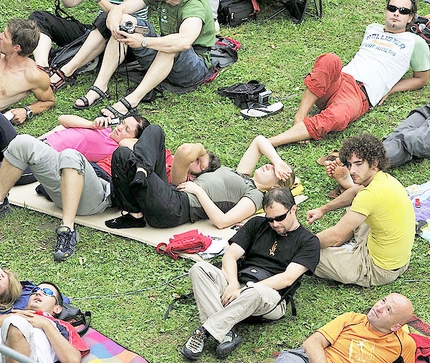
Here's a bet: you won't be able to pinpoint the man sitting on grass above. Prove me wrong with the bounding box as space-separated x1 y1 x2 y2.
0 18 55 124
0 282 89 363
275 293 415 363
306 134 415 286
269 0 429 148
0 113 148 261
181 187 319 360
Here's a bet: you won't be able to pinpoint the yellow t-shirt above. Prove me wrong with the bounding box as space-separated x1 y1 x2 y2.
319 312 416 363
350 171 415 270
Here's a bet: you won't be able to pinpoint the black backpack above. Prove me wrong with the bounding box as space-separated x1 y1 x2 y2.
218 80 266 109
218 0 260 27
409 16 430 49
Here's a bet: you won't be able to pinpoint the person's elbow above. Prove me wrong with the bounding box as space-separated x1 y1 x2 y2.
212 219 230 230
328 230 349 247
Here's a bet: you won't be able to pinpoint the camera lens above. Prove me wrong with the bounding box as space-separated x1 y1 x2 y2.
120 21 135 33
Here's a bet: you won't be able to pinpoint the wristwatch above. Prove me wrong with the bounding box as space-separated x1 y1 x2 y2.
141 36 148 48
24 106 33 121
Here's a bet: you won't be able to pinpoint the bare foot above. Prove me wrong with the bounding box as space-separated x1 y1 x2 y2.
325 158 354 189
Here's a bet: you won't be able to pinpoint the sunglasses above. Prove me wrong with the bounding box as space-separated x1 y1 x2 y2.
386 4 412 15
30 286 58 304
265 211 289 223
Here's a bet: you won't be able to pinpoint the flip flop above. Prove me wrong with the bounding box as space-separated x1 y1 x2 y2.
317 150 339 165
73 85 110 110
240 102 284 118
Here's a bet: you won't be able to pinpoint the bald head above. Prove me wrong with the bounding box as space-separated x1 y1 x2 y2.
367 293 413 333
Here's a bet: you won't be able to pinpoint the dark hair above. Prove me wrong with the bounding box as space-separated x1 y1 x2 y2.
339 134 390 171
37 281 64 308
130 113 150 138
263 187 296 210
7 18 40 57
206 152 221 172
387 0 417 18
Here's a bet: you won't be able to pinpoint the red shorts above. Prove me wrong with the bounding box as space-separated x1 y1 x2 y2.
303 53 371 140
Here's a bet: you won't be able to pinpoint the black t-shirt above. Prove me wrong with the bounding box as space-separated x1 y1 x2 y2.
229 216 320 276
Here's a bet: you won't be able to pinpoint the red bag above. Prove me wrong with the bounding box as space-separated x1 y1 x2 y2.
156 230 212 260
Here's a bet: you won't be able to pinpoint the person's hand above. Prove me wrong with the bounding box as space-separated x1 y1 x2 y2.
378 93 389 105
273 162 292 182
10 310 48 329
221 283 241 306
176 181 203 195
9 108 27 125
106 9 123 36
306 208 324 225
197 153 209 172
92 116 112 129
116 31 144 48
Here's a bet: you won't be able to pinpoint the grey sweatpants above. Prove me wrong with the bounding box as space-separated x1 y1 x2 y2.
189 261 286 342
383 105 430 167
4 134 111 215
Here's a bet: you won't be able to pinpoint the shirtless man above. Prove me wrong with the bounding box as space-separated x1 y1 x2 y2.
0 18 55 125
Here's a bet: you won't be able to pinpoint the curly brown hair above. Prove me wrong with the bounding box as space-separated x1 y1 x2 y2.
339 134 390 171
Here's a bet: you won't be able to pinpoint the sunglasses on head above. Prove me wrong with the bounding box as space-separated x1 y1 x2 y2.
386 4 412 15
265 211 289 223
30 286 58 304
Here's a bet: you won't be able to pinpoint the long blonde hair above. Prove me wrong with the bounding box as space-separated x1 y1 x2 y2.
0 269 22 312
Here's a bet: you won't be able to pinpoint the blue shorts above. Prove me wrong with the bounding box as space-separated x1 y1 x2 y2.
132 19 211 88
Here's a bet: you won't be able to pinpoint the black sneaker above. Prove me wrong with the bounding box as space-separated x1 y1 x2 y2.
181 328 207 361
53 226 79 262
105 212 146 229
0 197 11 218
215 331 242 359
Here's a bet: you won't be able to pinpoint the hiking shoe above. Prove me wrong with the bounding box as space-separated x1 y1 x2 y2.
53 226 79 262
0 197 11 218
105 212 146 229
215 331 242 359
181 328 207 361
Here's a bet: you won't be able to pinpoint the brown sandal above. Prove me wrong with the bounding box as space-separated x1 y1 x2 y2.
317 150 339 165
50 69 76 93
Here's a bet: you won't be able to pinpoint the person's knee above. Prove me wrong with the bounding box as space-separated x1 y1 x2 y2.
314 53 342 72
145 124 165 140
189 261 211 278
58 149 85 174
8 135 35 153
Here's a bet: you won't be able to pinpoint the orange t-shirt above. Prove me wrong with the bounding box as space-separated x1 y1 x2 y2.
318 312 416 363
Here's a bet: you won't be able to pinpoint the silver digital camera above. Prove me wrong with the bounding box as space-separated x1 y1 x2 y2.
119 21 149 35
258 90 272 105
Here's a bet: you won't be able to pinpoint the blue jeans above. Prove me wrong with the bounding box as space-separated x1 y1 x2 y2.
132 19 211 88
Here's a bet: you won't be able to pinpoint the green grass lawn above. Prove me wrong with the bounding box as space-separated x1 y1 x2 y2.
1 0 430 361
